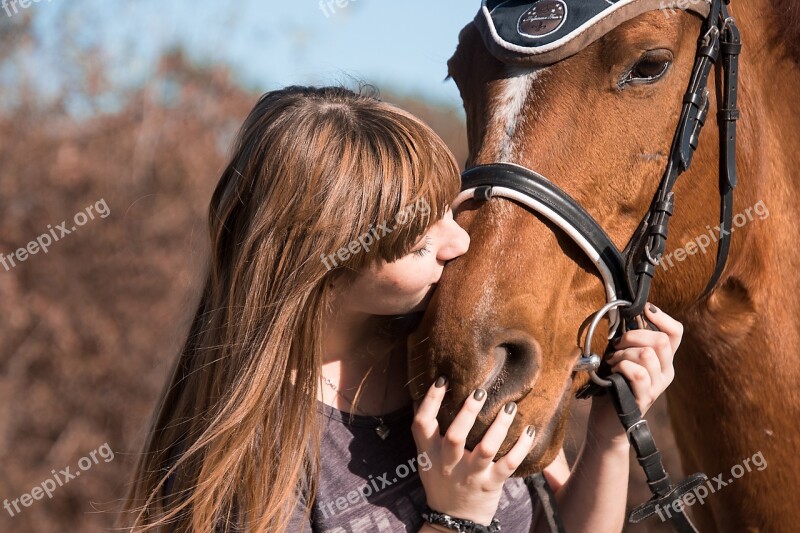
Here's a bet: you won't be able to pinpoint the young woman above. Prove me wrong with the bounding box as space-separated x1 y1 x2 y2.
119 85 683 532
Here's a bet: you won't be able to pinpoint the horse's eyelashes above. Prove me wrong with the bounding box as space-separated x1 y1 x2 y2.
622 50 673 86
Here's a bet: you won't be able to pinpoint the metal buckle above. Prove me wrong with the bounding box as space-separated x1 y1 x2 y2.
573 353 601 372
475 185 494 202
720 16 735 35
644 239 662 266
626 419 649 440
702 25 719 47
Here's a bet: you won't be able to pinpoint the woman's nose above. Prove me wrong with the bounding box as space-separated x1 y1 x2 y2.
438 223 470 262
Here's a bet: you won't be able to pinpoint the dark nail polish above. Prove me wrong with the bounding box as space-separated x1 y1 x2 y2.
473 388 486 401
649 304 658 313
526 425 535 437
434 376 447 388
504 402 516 414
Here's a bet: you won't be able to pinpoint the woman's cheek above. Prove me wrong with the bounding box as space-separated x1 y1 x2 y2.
403 263 437 293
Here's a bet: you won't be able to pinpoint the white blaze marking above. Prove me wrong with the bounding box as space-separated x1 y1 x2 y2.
491 66 542 162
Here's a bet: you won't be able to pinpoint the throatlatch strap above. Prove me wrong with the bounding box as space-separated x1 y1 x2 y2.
701 1 740 297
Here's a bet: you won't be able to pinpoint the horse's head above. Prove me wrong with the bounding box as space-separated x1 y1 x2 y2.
409 5 727 474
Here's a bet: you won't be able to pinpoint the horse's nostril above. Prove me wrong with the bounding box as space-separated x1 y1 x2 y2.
483 334 540 396
501 342 524 362
487 345 509 393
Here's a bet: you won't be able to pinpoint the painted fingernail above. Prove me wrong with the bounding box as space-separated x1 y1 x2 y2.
473 388 486 401
649 304 659 313
504 402 516 414
526 425 535 437
434 376 448 388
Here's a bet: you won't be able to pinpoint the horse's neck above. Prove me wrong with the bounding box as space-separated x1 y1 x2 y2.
731 0 800 199
735 0 800 164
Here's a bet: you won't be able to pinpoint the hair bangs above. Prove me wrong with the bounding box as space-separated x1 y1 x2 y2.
352 104 462 266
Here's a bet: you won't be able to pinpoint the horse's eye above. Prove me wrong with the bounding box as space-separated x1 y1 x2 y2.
622 50 673 86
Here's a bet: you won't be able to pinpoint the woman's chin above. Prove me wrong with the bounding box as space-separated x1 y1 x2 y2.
372 285 436 315
408 285 437 312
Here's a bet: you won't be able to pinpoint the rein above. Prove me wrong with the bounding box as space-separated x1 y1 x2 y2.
453 0 741 530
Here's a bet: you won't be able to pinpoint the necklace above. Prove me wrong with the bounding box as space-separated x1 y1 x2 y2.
321 375 391 440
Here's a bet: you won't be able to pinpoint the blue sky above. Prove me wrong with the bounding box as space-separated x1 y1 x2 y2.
20 0 479 111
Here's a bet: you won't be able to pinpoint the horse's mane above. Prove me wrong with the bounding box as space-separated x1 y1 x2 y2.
770 0 800 65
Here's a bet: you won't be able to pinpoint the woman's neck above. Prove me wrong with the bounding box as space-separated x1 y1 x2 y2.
320 310 413 416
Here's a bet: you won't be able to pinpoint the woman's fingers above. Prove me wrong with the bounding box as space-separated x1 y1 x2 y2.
644 303 683 353
411 376 448 449
602 303 684 416
491 424 536 480
610 359 654 411
441 389 488 469
608 346 671 388
469 401 518 470
612 330 676 374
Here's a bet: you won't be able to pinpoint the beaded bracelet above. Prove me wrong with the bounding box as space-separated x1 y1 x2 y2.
421 504 501 533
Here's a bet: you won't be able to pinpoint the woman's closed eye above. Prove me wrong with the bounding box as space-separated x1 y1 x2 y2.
412 236 433 257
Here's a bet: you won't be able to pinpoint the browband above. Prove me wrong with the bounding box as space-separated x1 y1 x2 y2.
475 0 711 66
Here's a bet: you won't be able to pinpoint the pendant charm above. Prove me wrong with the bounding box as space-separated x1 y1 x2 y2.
375 423 390 440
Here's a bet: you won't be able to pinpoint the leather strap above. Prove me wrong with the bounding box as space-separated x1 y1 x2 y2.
605 372 707 532
526 366 707 533
461 164 632 300
523 472 565 533
701 0 740 297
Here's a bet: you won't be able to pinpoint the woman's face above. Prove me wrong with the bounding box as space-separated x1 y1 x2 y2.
345 207 470 315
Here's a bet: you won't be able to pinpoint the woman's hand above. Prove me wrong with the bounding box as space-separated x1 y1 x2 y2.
588 302 684 442
411 377 536 527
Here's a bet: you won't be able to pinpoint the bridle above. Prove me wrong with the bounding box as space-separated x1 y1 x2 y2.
451 0 740 531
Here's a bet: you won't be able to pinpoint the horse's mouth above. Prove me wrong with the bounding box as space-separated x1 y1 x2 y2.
462 344 581 460
482 372 575 473
526 378 574 462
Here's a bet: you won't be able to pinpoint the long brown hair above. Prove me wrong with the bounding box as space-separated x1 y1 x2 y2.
117 85 460 532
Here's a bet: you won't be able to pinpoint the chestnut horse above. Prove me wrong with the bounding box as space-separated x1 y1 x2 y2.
408 0 800 531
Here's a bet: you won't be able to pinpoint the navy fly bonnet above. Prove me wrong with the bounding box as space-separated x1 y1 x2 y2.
474 0 711 65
